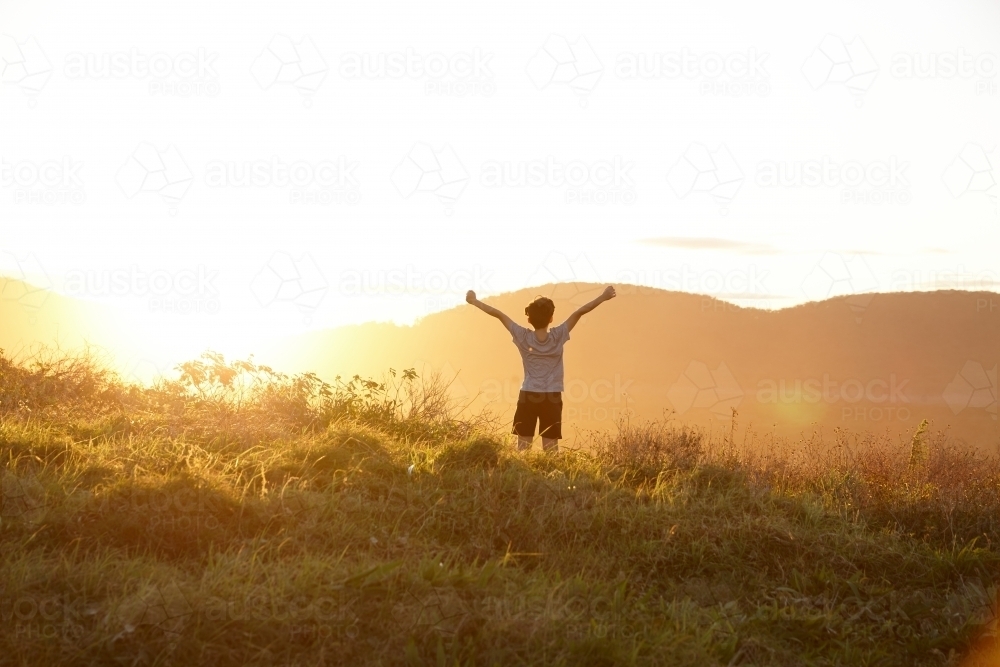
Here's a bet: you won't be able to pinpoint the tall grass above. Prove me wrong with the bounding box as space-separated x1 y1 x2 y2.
1 349 999 666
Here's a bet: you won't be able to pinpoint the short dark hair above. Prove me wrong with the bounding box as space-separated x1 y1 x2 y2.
525 296 555 328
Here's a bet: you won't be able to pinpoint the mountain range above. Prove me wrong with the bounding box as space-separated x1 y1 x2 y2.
2 276 997 450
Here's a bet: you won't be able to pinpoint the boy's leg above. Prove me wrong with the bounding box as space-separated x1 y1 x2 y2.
512 394 537 451
538 392 562 454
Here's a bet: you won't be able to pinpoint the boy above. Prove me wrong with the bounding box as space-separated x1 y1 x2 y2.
465 286 616 452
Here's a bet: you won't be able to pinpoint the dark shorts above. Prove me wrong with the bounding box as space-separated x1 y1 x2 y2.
512 390 563 439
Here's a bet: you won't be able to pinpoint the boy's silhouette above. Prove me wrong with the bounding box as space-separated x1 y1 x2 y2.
466 286 616 452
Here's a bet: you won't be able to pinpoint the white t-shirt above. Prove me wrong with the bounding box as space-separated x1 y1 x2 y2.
508 321 571 392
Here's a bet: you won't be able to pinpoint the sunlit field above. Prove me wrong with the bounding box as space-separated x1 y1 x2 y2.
5 0 1000 663
2 348 998 666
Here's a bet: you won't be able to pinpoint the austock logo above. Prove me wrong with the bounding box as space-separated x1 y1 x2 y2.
123 357 174 385
0 35 52 101
108 581 195 645
667 361 743 421
478 374 633 423
757 374 913 422
943 143 998 213
526 34 603 104
888 266 999 294
890 48 998 95
63 265 221 316
755 156 911 206
943 361 997 420
0 586 373 644
614 266 771 311
340 47 495 97
87 483 227 533
1 155 86 205
116 143 194 213
64 47 221 97
337 265 493 298
4 583 628 645
801 34 878 105
667 143 744 213
204 156 361 205
524 251 606 307
251 34 328 105
251 252 328 324
479 156 636 205
1 592 92 642
801 252 879 323
391 143 469 213
1 469 48 525
615 47 770 97
411 360 469 401
0 252 52 319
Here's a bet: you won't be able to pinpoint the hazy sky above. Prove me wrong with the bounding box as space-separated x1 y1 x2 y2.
1 0 998 359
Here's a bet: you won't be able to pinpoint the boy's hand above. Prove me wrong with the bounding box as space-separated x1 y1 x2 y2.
602 285 616 301
466 290 477 304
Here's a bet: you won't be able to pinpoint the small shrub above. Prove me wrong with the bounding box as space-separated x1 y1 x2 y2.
592 414 703 477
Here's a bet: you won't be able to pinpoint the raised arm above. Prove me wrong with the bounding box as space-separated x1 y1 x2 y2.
564 285 616 332
466 290 515 331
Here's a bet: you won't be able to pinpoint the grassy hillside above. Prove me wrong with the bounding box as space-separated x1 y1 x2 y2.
275 286 1000 449
2 349 1000 666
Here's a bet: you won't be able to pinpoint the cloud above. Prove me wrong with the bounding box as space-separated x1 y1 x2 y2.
639 237 781 255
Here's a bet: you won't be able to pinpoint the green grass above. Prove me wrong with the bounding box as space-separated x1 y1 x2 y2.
1 349 999 666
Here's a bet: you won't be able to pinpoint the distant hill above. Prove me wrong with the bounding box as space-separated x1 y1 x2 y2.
273 284 1000 450
2 277 998 449
0 277 104 354
0 277 152 378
